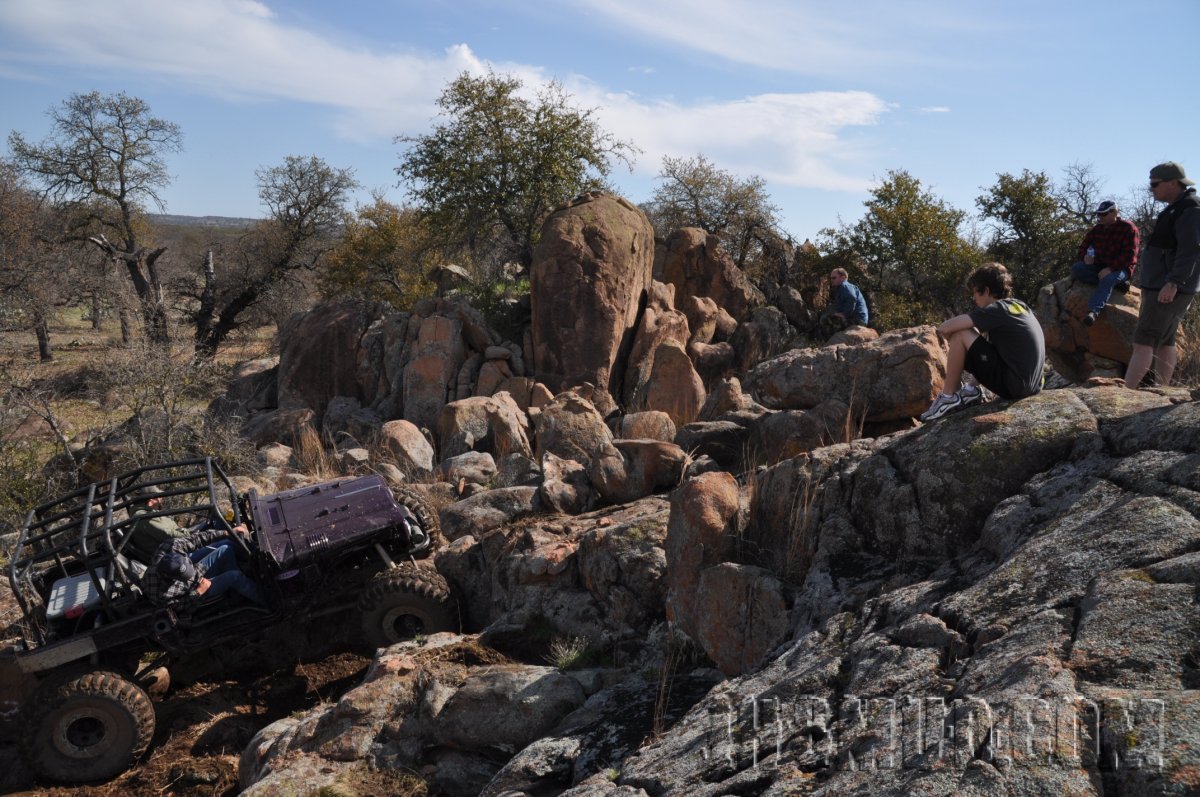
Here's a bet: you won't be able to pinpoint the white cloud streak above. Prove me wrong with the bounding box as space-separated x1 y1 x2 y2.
575 0 979 75
0 0 887 192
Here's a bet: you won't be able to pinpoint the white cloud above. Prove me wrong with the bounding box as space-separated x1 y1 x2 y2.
920 106 951 113
0 0 887 192
575 0 980 75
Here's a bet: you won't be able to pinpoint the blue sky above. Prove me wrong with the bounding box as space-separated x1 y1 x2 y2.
0 0 1196 244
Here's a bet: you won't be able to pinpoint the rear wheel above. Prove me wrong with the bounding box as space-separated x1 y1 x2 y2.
392 486 445 553
359 564 457 648
20 669 155 783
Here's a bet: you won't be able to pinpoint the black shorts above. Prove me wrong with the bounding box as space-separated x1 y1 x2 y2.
1133 288 1193 347
965 336 1020 400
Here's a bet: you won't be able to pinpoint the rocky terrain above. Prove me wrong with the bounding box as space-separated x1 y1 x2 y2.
5 192 1200 796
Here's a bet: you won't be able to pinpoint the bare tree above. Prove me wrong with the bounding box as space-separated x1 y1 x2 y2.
8 91 183 344
645 153 783 277
1057 161 1106 227
0 160 73 360
190 155 358 358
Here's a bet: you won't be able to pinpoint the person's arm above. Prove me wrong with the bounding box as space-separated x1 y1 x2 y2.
937 313 976 337
1167 207 1200 291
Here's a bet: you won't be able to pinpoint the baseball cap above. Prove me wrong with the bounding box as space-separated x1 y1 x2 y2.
1150 162 1195 186
1093 200 1116 216
156 551 196 584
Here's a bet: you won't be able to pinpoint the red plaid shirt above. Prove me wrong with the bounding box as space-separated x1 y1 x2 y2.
1077 218 1140 276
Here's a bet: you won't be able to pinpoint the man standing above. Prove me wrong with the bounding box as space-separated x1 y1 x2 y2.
1071 200 1140 326
1124 162 1200 389
824 267 869 330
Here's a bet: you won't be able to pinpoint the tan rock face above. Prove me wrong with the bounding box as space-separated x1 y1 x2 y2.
746 325 947 422
633 340 706 426
533 392 613 470
437 393 532 462
693 563 790 676
378 419 435 474
589 439 688 505
658 227 763 322
277 300 386 422
403 315 467 434
621 280 691 410
664 471 741 643
531 192 655 415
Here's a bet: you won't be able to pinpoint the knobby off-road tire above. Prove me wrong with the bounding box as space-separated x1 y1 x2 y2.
359 563 458 648
392 486 445 552
19 669 155 783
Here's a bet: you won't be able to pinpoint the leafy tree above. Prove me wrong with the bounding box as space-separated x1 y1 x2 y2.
976 169 1080 300
819 170 981 329
190 155 357 357
321 195 437 308
396 71 637 271
644 154 782 277
7 91 183 344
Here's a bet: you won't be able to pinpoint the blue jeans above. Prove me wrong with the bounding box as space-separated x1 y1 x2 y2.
194 542 264 605
1071 262 1129 314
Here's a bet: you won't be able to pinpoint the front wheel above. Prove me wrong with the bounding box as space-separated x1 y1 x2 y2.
20 669 155 783
359 564 458 648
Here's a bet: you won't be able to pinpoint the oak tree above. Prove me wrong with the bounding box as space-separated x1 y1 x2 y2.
396 71 637 272
8 91 183 344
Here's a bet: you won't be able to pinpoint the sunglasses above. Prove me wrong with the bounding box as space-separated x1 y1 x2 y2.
1150 180 1166 188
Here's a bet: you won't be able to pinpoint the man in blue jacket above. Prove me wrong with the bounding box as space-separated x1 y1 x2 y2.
1124 161 1200 389
822 268 869 335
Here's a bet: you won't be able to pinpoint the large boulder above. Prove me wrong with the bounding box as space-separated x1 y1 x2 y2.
621 280 692 410
531 192 655 416
1034 275 1196 382
658 227 763 322
439 485 539 541
404 314 468 434
437 393 533 461
663 471 740 644
277 300 387 422
746 325 946 422
432 665 587 754
630 341 706 426
692 563 791 676
534 392 614 471
208 356 278 418
589 439 689 505
377 419 435 474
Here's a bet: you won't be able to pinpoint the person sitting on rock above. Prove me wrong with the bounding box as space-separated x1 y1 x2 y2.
920 262 1045 422
143 526 266 609
1070 199 1140 326
820 267 868 336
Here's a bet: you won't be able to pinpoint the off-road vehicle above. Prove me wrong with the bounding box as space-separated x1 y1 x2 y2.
4 457 456 783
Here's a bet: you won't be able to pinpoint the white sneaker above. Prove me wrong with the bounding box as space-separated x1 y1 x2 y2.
959 384 984 407
920 392 962 422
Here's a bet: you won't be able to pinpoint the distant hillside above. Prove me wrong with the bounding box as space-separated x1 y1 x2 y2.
150 214 259 229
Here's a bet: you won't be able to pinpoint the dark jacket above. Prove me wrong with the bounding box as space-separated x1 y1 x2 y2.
1138 188 1200 293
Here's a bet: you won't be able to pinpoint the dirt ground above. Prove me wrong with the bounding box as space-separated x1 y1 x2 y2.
0 649 372 797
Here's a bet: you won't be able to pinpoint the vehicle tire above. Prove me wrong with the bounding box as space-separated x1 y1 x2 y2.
19 669 155 783
359 563 457 648
392 486 445 552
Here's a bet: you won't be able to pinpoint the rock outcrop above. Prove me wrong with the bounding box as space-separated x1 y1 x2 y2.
531 192 655 416
745 325 946 422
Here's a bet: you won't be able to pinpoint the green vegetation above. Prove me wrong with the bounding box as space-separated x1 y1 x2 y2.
396 71 638 274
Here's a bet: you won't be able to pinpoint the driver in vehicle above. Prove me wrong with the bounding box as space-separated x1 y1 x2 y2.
143 526 267 609
126 484 232 562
